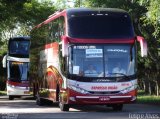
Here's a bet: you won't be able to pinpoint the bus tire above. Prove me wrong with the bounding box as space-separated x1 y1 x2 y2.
112 104 123 111
36 93 45 106
59 93 69 111
9 96 14 100
56 85 60 101
59 102 69 111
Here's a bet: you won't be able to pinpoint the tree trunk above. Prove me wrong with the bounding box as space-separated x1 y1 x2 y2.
149 81 152 95
155 80 159 96
142 80 146 91
144 80 149 94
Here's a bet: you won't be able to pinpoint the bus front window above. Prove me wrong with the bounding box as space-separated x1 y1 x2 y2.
69 44 136 78
104 45 135 77
69 45 103 77
8 62 29 82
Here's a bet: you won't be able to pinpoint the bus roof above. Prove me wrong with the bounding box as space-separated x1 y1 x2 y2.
66 8 129 20
66 8 128 15
34 8 129 29
9 36 30 41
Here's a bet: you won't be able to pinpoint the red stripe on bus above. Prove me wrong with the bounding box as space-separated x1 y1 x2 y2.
7 80 29 87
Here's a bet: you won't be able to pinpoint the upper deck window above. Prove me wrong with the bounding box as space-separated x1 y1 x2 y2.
68 14 134 39
9 40 30 55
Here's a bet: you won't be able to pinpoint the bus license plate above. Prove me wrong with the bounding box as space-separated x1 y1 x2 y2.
24 91 29 94
99 97 110 101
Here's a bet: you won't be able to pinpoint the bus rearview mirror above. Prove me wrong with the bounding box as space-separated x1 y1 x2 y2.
2 54 7 68
62 36 69 57
137 36 148 57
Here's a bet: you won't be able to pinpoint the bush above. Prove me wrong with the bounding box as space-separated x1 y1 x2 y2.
137 90 160 104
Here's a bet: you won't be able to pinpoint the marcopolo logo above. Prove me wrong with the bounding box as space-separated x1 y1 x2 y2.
107 49 128 53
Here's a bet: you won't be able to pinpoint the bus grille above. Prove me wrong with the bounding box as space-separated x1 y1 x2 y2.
89 91 120 95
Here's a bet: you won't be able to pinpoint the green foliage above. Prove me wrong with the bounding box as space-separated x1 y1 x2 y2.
55 0 70 9
0 91 7 96
137 96 160 104
0 48 7 56
0 0 56 50
137 90 160 104
21 0 56 25
146 0 160 38
0 0 56 26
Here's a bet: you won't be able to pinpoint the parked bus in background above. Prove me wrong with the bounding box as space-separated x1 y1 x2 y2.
2 36 30 100
30 8 147 111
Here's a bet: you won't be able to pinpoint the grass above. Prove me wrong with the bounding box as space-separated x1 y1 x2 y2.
0 90 7 96
137 90 160 104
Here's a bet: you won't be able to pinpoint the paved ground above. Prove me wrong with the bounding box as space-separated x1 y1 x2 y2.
0 96 160 119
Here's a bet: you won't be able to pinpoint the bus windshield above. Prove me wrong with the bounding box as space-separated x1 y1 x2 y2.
68 15 134 39
8 62 29 82
69 44 135 78
9 40 30 55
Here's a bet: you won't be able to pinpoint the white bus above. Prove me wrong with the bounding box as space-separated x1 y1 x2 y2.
3 36 30 100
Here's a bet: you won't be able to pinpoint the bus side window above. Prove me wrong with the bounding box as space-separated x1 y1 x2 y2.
48 16 65 44
59 44 67 76
48 19 59 43
59 16 65 37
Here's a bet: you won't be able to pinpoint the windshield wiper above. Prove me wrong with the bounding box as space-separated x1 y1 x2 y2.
109 73 130 81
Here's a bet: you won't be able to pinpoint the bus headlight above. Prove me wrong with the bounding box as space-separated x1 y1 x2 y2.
120 85 137 94
7 84 15 88
69 85 90 94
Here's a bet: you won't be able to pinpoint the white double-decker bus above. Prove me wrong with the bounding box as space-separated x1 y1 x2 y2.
3 36 30 100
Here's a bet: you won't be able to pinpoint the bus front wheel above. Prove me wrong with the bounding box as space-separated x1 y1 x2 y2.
59 94 69 111
36 93 45 106
59 102 69 111
112 104 123 111
9 96 14 100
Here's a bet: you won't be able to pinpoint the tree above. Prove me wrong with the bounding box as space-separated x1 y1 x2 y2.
0 0 56 55
140 0 160 96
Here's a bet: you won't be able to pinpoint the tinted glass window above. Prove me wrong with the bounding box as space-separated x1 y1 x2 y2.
9 40 30 55
48 16 65 43
68 15 134 39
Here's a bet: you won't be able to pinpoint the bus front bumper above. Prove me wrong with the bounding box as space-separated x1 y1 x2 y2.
71 95 136 104
68 89 137 104
7 85 30 96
